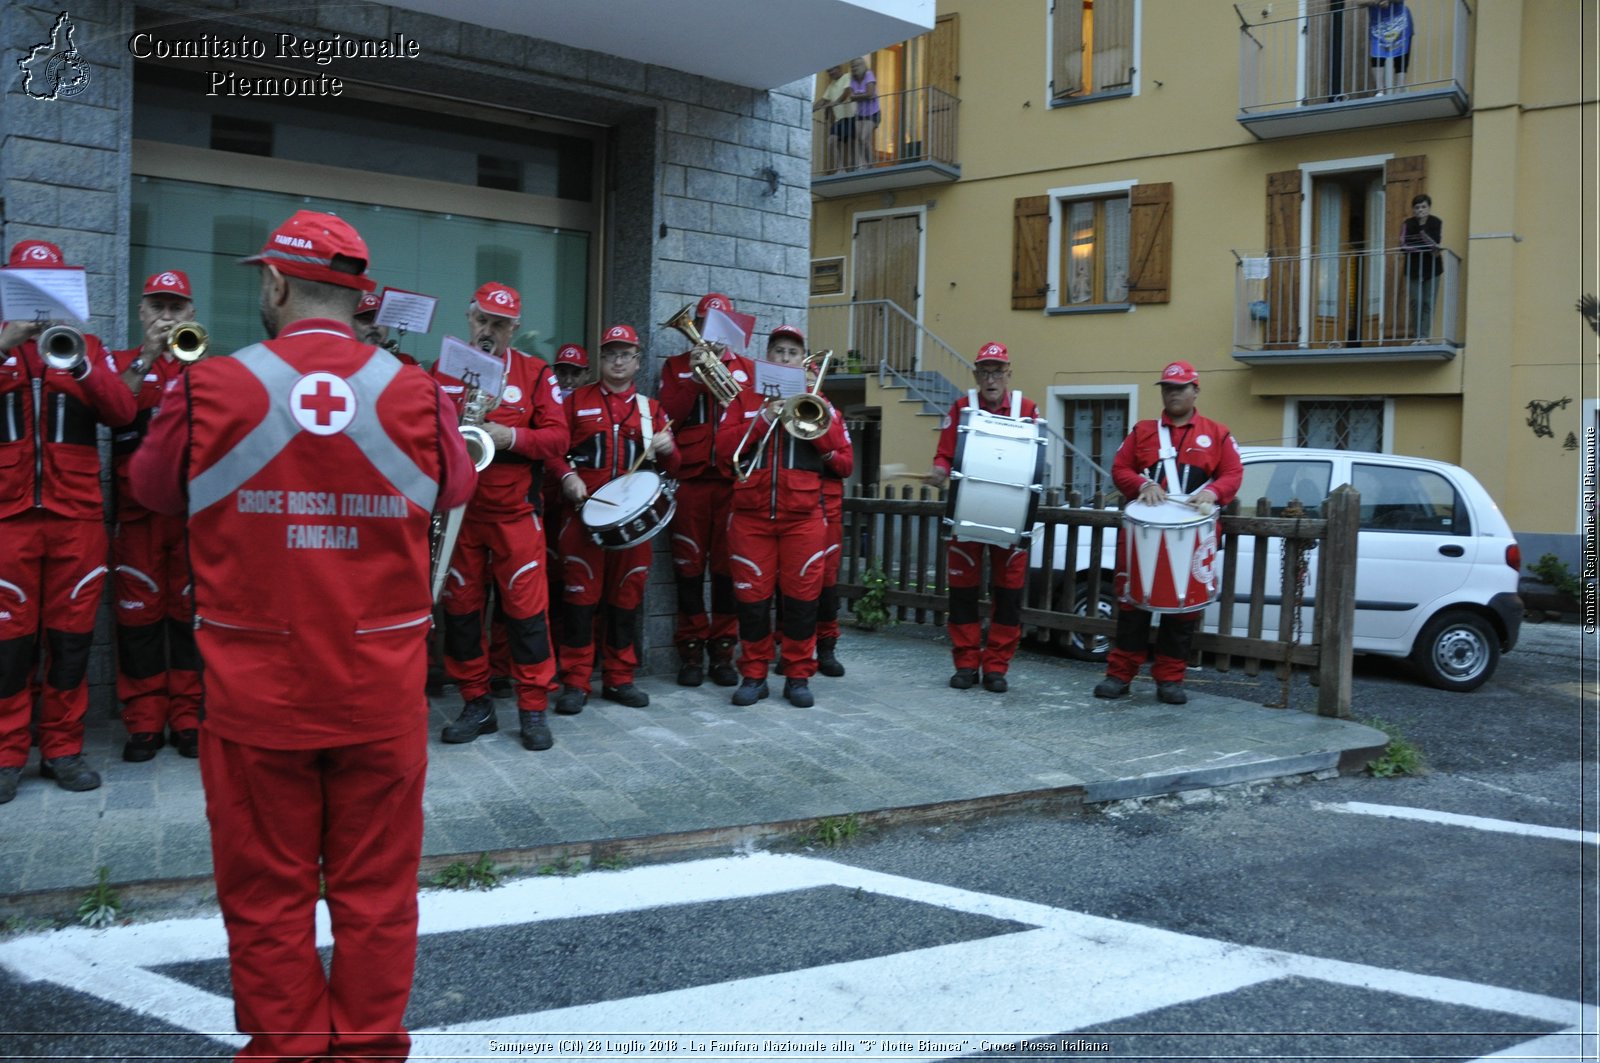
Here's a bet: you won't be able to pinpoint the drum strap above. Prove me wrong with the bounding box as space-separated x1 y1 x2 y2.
966 389 1025 420
1156 422 1185 498
636 394 654 459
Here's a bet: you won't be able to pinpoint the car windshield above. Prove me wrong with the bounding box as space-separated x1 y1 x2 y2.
1238 460 1333 517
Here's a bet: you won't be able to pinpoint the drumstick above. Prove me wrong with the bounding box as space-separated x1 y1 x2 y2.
879 462 911 479
628 417 672 475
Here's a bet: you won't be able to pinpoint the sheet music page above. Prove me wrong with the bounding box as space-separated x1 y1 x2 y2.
0 268 90 322
435 336 505 398
375 288 436 333
750 358 807 400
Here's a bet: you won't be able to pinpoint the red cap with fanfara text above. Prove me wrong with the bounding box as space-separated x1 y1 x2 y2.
555 343 589 368
975 341 1009 364
1156 360 1199 385
238 210 375 291
697 292 733 317
6 240 67 268
143 270 193 299
472 282 520 319
600 323 639 348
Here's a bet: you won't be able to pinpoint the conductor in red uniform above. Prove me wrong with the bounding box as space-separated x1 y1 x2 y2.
550 324 680 713
657 293 755 688
0 239 136 804
927 342 1039 694
1096 360 1242 704
107 269 204 762
433 282 570 752
130 210 476 1060
717 325 853 708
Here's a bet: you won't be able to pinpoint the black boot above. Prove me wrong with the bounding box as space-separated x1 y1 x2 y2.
815 638 845 677
441 695 498 743
519 710 554 751
677 639 705 687
707 638 740 687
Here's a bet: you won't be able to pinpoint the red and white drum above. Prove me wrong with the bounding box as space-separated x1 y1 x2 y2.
1116 499 1221 613
581 471 676 549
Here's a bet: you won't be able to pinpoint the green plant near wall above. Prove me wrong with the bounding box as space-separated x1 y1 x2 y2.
1529 553 1581 600
77 866 122 928
851 565 894 630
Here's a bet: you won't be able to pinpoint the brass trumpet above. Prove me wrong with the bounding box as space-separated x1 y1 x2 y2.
169 322 208 363
37 324 86 372
732 350 833 481
661 303 741 405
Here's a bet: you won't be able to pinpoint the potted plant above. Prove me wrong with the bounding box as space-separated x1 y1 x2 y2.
850 565 893 631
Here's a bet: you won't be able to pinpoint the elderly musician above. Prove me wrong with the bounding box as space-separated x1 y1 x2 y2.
657 293 754 688
550 324 679 713
0 239 135 803
130 209 475 1058
434 282 570 752
107 269 204 763
716 325 852 709
926 342 1040 694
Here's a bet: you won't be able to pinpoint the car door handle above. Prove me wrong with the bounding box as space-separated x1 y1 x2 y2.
1438 544 1465 557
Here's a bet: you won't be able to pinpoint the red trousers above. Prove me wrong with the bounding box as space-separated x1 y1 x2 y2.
945 538 1028 675
113 512 201 735
0 512 107 766
729 508 826 680
667 476 738 659
556 513 652 690
439 515 554 711
201 726 426 1062
1105 604 1202 683
816 486 844 643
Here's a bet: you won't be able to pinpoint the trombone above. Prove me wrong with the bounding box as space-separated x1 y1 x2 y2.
731 349 833 482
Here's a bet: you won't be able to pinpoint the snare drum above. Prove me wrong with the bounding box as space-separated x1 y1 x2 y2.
581 471 677 550
1116 499 1221 613
944 408 1047 549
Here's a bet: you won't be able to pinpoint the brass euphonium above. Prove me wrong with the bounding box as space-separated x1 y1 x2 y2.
168 322 208 363
661 303 741 404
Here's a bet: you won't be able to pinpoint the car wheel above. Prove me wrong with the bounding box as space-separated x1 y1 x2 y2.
1411 610 1499 692
1055 576 1117 662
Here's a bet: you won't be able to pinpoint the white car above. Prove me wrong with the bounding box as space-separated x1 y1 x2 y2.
1030 447 1524 692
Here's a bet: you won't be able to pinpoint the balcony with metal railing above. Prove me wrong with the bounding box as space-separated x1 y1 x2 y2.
1231 247 1463 364
1237 0 1472 139
811 84 959 197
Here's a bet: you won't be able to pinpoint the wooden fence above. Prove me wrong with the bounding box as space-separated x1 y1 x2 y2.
838 484 1360 717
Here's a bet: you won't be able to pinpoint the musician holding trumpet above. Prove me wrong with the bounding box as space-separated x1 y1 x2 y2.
1095 361 1242 705
0 240 135 803
551 324 679 713
716 325 853 708
107 270 207 762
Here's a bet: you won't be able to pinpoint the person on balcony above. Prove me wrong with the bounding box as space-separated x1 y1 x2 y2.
848 55 880 170
1363 0 1414 96
814 63 856 174
1399 193 1443 342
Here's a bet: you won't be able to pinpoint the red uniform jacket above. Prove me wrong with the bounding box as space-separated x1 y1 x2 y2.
108 347 190 522
550 382 681 492
717 389 852 516
931 391 1042 478
433 348 568 522
131 319 476 749
0 335 135 521
1111 412 1243 505
658 346 757 480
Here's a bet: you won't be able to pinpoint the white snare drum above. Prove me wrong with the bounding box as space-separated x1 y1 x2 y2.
943 408 1047 549
1116 499 1221 613
581 471 676 549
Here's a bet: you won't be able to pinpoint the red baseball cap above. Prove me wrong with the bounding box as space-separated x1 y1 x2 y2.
142 270 193 299
975 341 1009 364
555 343 589 368
472 282 520 319
697 292 734 317
600 323 639 348
6 240 67 268
239 210 375 291
1156 360 1199 385
355 291 382 316
769 324 805 346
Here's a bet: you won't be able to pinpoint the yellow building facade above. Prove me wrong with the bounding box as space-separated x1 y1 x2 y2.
808 0 1598 561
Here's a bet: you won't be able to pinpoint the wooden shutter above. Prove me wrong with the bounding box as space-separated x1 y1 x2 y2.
1265 169 1303 347
927 13 958 99
1093 0 1134 93
1013 195 1050 310
1126 182 1173 304
1383 155 1427 340
1051 0 1084 101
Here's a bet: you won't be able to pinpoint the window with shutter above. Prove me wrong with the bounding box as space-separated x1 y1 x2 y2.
1030 179 1171 312
1050 0 1136 104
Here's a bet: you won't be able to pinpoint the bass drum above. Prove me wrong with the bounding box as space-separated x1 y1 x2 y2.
943 407 1047 548
581 471 677 550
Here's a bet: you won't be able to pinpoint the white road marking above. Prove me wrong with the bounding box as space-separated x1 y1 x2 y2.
1323 801 1600 846
0 853 1588 1059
